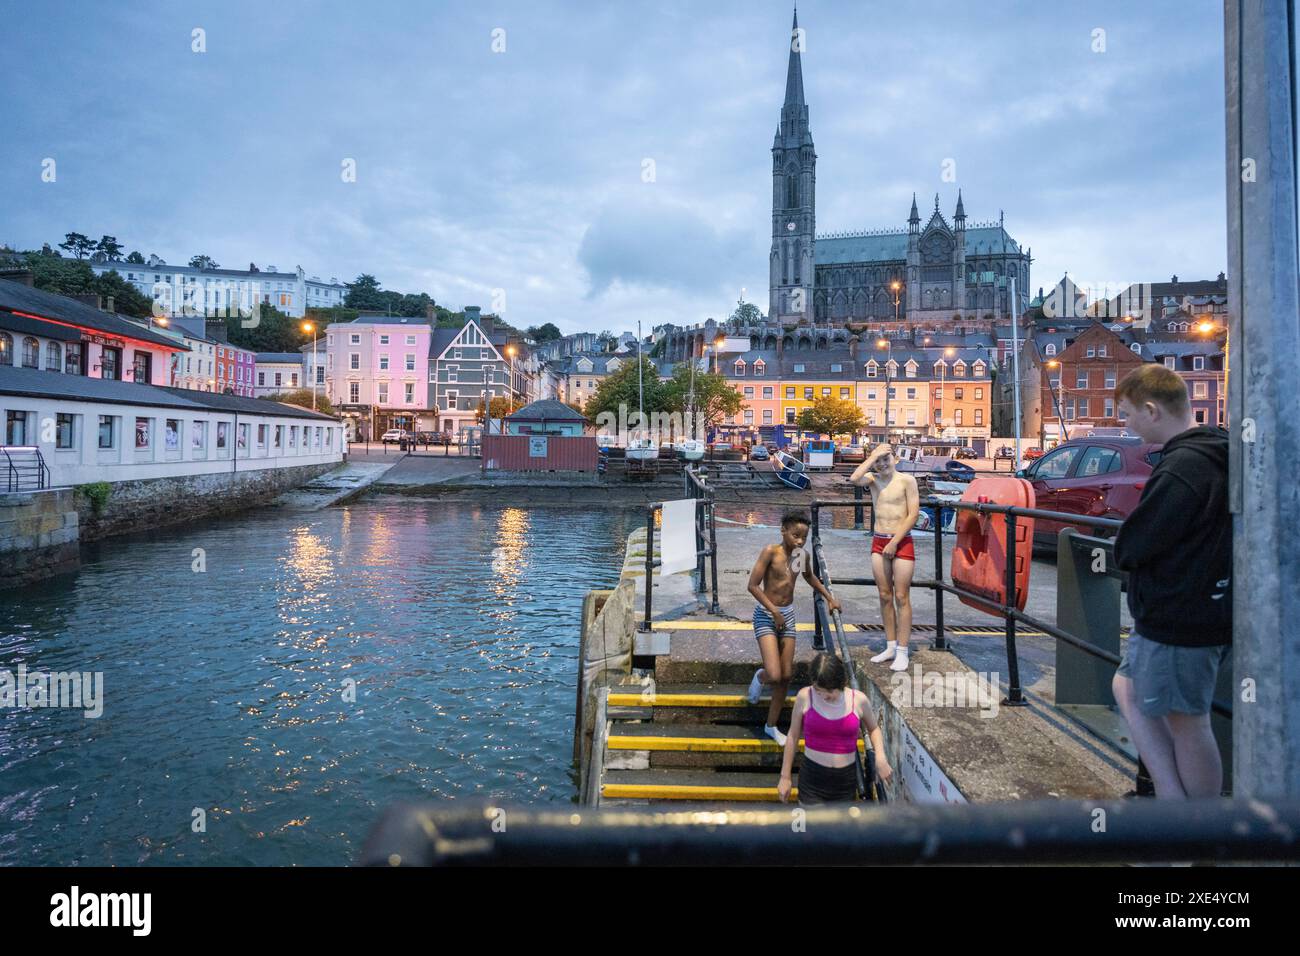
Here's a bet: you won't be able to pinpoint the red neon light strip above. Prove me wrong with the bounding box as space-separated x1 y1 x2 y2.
7 309 187 352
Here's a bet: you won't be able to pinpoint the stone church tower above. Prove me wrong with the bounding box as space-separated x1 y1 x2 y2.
769 9 816 327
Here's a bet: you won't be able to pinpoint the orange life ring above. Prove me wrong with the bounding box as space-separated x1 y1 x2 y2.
950 476 1035 615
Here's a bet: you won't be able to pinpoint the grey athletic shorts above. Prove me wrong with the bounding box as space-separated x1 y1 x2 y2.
1116 632 1230 717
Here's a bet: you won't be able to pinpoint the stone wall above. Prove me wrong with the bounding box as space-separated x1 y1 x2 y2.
0 489 80 588
75 461 337 542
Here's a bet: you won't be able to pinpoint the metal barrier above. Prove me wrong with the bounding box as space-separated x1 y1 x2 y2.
636 486 1232 726
359 798 1300 866
0 445 51 492
637 466 719 632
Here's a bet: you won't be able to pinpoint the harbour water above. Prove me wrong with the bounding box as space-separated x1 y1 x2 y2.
0 500 633 866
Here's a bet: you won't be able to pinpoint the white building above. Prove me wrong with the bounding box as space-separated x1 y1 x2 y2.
1 364 344 488
254 353 305 397
89 261 348 319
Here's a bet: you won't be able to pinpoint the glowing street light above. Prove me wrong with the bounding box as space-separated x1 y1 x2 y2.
302 321 319 410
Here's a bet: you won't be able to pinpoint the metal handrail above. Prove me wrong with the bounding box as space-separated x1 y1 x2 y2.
810 535 884 802
639 466 719 631
0 444 50 492
359 798 1300 866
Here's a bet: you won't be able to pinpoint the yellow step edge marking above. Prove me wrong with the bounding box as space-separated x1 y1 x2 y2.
608 693 796 708
607 735 865 754
601 784 795 802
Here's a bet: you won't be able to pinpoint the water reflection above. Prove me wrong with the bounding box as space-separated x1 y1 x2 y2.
0 501 633 865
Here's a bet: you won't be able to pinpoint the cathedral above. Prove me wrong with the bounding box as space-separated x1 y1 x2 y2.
769 10 1032 329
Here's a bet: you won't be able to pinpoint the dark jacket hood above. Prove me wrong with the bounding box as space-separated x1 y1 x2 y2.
1160 425 1229 470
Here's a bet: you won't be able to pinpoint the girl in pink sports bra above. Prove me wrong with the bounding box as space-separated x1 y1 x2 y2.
778 653 893 804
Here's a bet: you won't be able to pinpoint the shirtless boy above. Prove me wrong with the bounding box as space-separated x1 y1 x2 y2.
850 444 920 672
746 512 841 745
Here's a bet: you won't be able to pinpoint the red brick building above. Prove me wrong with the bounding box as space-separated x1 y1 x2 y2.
1040 323 1143 441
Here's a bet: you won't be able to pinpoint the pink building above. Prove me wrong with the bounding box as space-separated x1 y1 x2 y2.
325 314 436 440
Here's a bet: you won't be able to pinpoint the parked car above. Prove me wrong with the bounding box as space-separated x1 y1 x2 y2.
995 447 1017 460
381 429 410 444
954 447 978 460
838 444 867 463
1018 437 1163 550
1024 447 1046 461
749 445 769 461
415 431 445 444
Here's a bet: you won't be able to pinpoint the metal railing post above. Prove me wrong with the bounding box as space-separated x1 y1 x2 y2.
639 507 655 632
810 504 826 651
933 504 947 651
1003 510 1026 705
853 484 865 531
707 492 720 615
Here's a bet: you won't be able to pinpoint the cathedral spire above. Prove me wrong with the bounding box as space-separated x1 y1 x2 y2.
954 189 966 222
784 7 805 108
909 192 920 224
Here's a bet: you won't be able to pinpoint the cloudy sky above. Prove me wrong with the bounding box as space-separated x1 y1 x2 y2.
1 0 1227 333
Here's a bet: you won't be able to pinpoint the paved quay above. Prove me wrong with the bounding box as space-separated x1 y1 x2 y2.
626 518 1135 802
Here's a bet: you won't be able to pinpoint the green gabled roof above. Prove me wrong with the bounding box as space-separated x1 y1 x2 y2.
814 224 1023 268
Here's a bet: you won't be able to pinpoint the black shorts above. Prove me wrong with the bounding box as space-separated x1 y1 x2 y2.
797 756 858 804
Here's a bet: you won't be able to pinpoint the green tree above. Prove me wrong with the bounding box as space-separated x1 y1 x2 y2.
526 322 562 342
58 232 96 259
223 304 313 353
796 395 864 438
663 363 743 434
583 356 665 421
23 251 152 317
475 395 524 423
125 250 146 264
264 388 337 416
344 273 386 310
96 235 125 261
730 297 764 326
189 255 219 270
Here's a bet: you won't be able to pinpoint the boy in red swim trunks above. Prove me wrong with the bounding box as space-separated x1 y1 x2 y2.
850 444 920 671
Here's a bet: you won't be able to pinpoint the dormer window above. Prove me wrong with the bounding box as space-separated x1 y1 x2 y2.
1193 356 1204 371
1164 357 1176 370
1045 343 1057 356
1131 342 1142 353
904 361 917 378
734 360 746 376
953 361 967 378
754 359 766 375
885 360 898 376
973 361 986 376
865 362 878 378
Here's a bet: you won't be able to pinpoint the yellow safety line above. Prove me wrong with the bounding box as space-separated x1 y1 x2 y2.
601 784 795 801
607 735 864 754
608 693 795 708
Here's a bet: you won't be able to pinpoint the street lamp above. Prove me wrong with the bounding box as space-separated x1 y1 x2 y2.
877 338 893 438
1196 320 1229 427
890 281 901 322
505 344 517 410
1046 360 1066 442
301 321 318 411
936 346 955 438
713 335 725 375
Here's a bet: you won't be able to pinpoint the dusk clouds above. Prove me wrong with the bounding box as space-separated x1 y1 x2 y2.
0 1 1226 333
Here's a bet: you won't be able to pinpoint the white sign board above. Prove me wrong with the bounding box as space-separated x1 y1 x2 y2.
528 436 548 457
900 723 967 804
658 498 698 576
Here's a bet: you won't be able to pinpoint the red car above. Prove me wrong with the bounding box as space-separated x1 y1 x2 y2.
1019 437 1163 550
